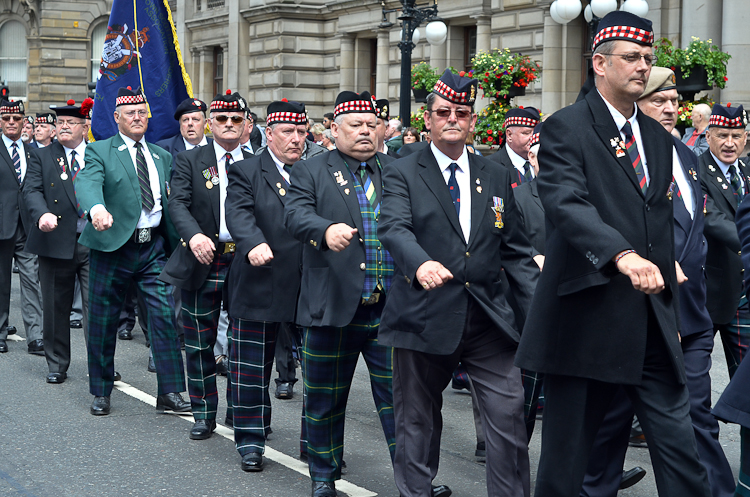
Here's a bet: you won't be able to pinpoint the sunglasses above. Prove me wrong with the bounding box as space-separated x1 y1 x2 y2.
430 109 472 120
1 116 22 122
214 115 244 125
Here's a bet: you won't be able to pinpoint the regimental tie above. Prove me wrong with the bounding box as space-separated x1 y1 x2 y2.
11 142 21 183
621 121 647 194
448 163 460 215
134 142 155 211
225 152 232 170
729 164 744 205
359 162 379 217
522 161 533 183
671 176 682 200
70 151 85 218
283 164 293 186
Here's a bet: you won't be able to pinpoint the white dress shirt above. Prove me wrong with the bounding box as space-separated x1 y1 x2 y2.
268 148 291 184
432 143 471 243
213 141 243 242
120 133 163 228
62 140 89 232
183 135 208 151
2 134 27 182
599 91 650 188
507 145 534 180
672 148 694 219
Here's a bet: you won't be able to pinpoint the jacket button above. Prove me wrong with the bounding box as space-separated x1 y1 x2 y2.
182 242 187 247
58 215 62 219
404 275 410 283
465 251 470 257
593 258 599 264
360 263 366 270
465 282 470 288
586 251 592 257
739 251 742 256
51 183 54 187
215 234 219 238
359 238 363 243
649 244 653 252
54 199 58 203
645 204 650 211
310 240 315 245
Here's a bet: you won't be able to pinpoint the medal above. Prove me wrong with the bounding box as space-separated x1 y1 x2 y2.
60 172 68 181
279 188 286 196
276 182 282 188
212 176 219 185
476 186 482 193
491 196 504 229
206 180 213 189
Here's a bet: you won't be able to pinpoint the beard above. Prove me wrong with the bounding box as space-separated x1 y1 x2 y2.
21 132 31 143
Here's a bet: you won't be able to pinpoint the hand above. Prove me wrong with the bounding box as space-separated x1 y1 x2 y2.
615 251 665 294
533 254 545 271
324 223 358 252
91 209 113 231
248 243 274 266
675 261 688 286
416 261 453 291
38 213 58 232
189 233 216 265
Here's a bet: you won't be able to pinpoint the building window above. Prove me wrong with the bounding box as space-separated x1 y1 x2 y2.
213 46 224 96
0 20 28 98
90 23 107 82
370 38 377 96
464 26 477 72
196 0 201 11
207 0 224 8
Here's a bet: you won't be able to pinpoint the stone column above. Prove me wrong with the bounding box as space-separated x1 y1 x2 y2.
720 0 750 105
195 46 214 104
541 12 563 113
475 16 491 53
681 0 722 47
339 34 355 91
429 34 447 71
376 29 390 99
226 0 242 92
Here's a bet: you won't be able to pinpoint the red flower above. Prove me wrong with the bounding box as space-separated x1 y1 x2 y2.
728 102 732 107
724 76 728 81
496 74 501 78
487 129 493 135
670 66 676 71
459 71 466 77
485 72 490 76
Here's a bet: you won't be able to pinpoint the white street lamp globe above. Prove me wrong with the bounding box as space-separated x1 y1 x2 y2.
425 21 447 46
412 27 421 45
557 0 582 21
584 4 593 23
621 0 649 16
549 1 569 24
590 0 618 18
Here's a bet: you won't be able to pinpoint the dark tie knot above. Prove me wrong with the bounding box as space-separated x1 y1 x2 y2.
449 163 458 173
621 121 634 138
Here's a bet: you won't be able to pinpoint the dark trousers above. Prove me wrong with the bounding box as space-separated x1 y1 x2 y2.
0 223 43 341
393 300 529 497
536 325 711 497
715 294 750 379
274 321 298 385
38 241 90 374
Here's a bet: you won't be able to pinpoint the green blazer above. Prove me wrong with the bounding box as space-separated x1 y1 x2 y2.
74 133 179 253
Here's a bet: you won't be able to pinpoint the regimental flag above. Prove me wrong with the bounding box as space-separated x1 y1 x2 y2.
90 0 193 142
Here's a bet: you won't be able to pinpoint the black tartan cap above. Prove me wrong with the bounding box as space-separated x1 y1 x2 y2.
115 86 147 107
709 104 746 128
593 11 654 51
0 100 25 115
266 99 307 126
432 69 478 106
333 91 377 119
504 107 541 129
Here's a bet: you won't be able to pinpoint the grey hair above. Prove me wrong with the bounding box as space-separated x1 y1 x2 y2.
693 103 712 120
593 40 618 59
425 92 475 113
323 129 335 144
388 119 403 132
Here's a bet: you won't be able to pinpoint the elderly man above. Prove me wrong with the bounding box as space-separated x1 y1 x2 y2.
385 118 403 155
489 107 540 187
160 91 251 440
156 97 212 156
24 99 94 384
374 99 399 158
31 113 56 148
224 99 307 471
285 91 396 497
74 86 190 416
21 115 35 145
682 103 711 156
515 12 711 496
379 69 538 497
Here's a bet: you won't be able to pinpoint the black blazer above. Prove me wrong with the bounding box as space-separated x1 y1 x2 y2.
284 149 394 328
0 139 32 240
249 125 263 151
160 144 250 291
155 134 213 159
513 179 545 256
699 151 748 324
224 149 302 323
377 146 539 355
397 141 429 158
515 89 684 385
488 146 529 187
23 142 83 259
672 138 712 337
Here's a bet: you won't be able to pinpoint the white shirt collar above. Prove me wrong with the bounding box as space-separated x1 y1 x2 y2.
430 143 470 173
598 89 639 131
506 145 528 169
2 133 23 150
213 140 243 164
184 135 208 151
62 140 86 159
119 132 145 150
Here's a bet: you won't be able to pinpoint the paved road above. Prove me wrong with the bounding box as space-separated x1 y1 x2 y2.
0 273 741 496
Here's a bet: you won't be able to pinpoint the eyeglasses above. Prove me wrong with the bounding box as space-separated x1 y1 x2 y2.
600 52 657 66
213 115 244 125
122 110 148 118
1 116 22 122
430 109 473 120
57 120 84 128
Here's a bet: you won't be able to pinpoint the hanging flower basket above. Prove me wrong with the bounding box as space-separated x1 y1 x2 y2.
471 49 540 102
674 66 710 94
412 88 429 103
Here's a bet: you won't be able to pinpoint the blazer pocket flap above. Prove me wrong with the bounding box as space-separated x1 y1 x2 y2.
557 271 610 297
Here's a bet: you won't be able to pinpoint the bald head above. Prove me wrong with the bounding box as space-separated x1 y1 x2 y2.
691 104 712 133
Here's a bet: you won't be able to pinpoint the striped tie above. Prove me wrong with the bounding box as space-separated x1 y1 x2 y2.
522 161 533 183
730 165 744 206
11 142 21 183
359 162 379 217
225 152 232 170
70 151 85 218
621 121 647 194
134 142 155 211
672 176 682 200
448 163 460 215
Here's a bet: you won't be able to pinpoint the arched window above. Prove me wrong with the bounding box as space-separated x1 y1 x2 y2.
0 20 28 98
91 23 108 82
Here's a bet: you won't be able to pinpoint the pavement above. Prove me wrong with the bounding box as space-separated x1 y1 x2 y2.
0 272 741 496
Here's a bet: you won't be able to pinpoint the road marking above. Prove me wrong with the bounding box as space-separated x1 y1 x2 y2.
114 381 377 497
6 335 25 341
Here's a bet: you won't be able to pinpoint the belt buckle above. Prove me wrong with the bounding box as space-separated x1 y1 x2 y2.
224 242 236 254
362 292 380 306
137 228 151 243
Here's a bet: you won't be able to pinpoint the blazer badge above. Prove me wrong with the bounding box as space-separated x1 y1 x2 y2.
491 196 504 229
333 170 348 187
666 181 675 200
118 144 127 152
610 136 626 158
152 153 160 160
708 164 716 172
688 168 697 181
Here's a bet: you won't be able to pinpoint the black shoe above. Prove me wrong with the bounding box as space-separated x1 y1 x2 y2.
155 392 191 413
6 325 16 335
628 433 647 448
114 371 122 382
118 329 133 340
147 356 156 373
475 441 486 462
27 339 44 356
311 481 336 497
0 339 6 353
241 452 264 472
275 382 293 399
90 396 110 415
70 320 82 329
12 265 18 274
215 356 228 376
619 467 647 489
46 372 67 384
451 377 470 392
190 419 217 440
432 484 452 497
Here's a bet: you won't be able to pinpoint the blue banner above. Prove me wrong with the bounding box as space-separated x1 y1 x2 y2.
91 0 192 142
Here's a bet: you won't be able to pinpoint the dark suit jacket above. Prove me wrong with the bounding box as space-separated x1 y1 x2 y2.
249 125 263 151
0 138 32 240
672 138 712 337
160 143 251 291
489 146 528 187
397 141 429 158
515 88 684 385
699 151 748 324
155 133 213 158
377 146 539 354
513 179 545 256
23 142 83 259
224 149 302 322
284 149 394 328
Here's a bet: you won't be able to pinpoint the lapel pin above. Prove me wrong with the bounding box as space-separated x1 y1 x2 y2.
153 153 160 160
475 178 480 185
723 184 729 190
616 149 626 158
709 164 716 172
688 168 697 180
279 188 286 196
118 144 127 152
276 182 282 188
717 177 723 183
476 186 482 193
344 188 350 195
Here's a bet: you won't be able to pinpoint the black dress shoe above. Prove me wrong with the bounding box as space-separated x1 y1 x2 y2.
114 371 122 382
432 484 452 497
619 467 647 489
475 441 486 462
311 481 336 497
46 372 67 384
28 339 44 356
147 356 156 373
6 325 16 335
215 356 228 376
118 329 133 340
155 392 191 413
12 265 18 273
190 419 217 440
90 396 111 415
0 340 7 353
275 382 293 399
70 320 82 329
241 452 264 472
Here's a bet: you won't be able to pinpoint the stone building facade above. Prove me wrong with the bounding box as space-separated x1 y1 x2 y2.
1 0 748 123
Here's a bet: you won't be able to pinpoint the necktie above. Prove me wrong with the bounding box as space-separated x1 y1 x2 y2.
11 142 21 183
359 162 379 216
135 142 155 211
686 129 701 147
730 165 744 205
671 176 682 200
70 151 85 218
522 161 533 183
225 152 232 170
448 163 460 215
621 122 647 194
283 164 293 177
